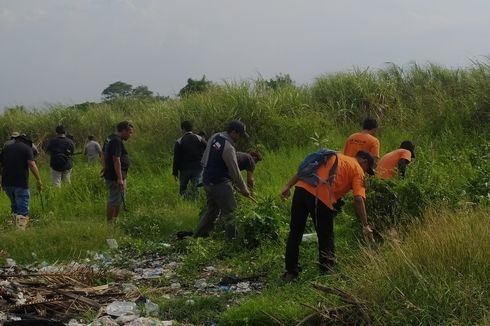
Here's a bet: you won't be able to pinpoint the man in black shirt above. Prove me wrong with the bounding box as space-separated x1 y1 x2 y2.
102 121 134 223
236 150 262 192
46 125 75 187
1 134 43 228
173 120 207 197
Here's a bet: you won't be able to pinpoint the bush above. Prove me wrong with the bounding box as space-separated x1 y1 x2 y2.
365 178 427 233
234 196 288 248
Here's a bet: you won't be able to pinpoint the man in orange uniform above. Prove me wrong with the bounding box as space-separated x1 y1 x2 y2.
343 118 380 162
280 151 376 281
377 141 415 179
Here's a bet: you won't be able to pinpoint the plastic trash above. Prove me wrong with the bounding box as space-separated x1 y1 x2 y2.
106 300 139 317
5 258 16 267
90 316 118 326
170 282 181 289
116 314 139 324
194 279 207 289
144 299 160 316
106 239 118 249
302 233 318 242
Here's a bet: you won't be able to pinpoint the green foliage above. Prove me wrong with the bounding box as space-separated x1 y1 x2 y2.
101 81 158 101
343 208 490 325
178 76 212 97
155 295 230 324
102 81 133 100
1 62 490 324
365 177 427 233
261 73 294 90
132 85 154 98
234 196 288 248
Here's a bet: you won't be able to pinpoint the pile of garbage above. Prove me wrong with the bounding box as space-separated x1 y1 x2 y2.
1 241 265 325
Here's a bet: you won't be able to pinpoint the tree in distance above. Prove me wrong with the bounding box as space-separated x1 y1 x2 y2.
102 81 133 100
178 75 212 97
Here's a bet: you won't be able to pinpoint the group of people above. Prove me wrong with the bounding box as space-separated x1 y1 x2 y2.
281 118 415 281
1 117 415 281
0 121 135 227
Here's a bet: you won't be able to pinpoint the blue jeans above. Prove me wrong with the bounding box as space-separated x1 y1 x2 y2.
3 186 30 216
179 167 203 197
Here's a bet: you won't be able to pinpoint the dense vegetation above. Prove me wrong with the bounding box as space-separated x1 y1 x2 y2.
1 62 489 325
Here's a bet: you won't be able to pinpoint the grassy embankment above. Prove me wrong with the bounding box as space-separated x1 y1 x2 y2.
0 62 489 325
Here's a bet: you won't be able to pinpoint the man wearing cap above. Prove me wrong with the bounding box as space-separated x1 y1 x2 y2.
343 118 380 162
0 134 43 229
377 141 416 179
280 150 375 281
3 132 21 148
46 126 75 187
3 132 39 157
194 120 252 239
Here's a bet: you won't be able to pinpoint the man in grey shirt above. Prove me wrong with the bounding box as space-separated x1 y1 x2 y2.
84 135 102 163
194 121 252 239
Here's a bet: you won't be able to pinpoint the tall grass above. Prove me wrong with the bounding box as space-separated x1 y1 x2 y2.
0 62 489 324
343 208 490 325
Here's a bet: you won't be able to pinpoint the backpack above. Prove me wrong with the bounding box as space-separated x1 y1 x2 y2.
297 148 340 217
297 148 338 187
51 152 69 171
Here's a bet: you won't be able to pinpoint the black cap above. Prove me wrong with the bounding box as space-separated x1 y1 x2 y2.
55 125 66 134
356 151 375 175
228 120 249 138
400 140 415 159
17 134 32 145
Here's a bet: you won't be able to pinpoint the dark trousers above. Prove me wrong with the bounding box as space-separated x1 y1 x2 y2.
285 187 338 273
194 181 237 239
179 167 203 197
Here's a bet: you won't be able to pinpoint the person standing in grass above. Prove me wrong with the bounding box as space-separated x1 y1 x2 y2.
84 135 102 163
377 141 416 179
237 150 262 192
194 120 252 239
3 132 20 148
46 125 75 187
280 151 375 282
0 134 43 229
102 121 134 223
172 120 207 197
343 118 380 162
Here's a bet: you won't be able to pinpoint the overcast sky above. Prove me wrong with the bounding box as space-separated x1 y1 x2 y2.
1 0 489 110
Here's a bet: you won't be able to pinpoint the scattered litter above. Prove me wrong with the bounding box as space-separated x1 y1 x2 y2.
302 233 318 242
144 299 160 316
235 282 251 293
106 301 139 317
170 282 181 289
203 266 216 273
90 316 118 326
194 279 208 289
116 314 139 324
5 258 16 267
106 239 119 249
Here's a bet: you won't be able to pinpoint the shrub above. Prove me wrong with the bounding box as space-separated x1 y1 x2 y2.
365 178 427 233
234 196 288 248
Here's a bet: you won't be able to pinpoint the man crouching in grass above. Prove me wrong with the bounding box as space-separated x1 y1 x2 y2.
280 150 376 282
102 121 134 223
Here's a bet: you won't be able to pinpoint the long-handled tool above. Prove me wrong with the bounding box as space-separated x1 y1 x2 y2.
39 191 45 212
121 192 128 211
